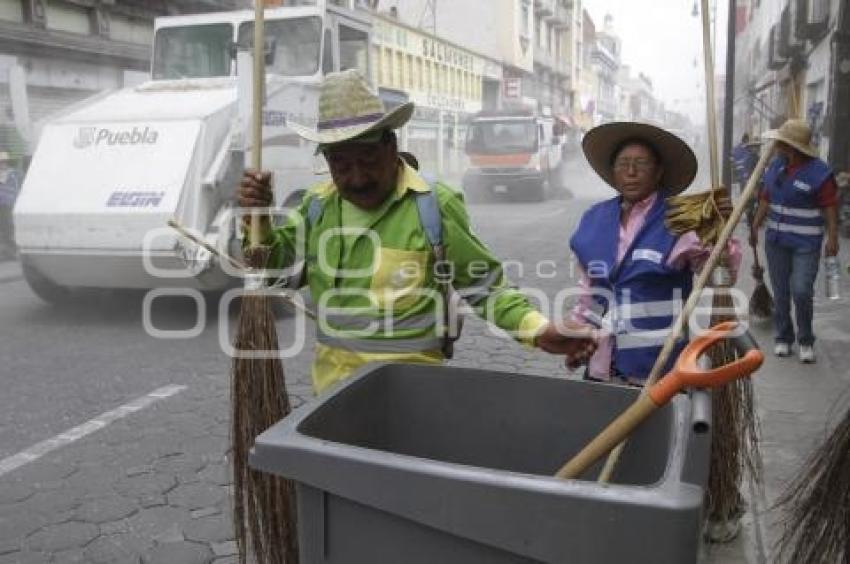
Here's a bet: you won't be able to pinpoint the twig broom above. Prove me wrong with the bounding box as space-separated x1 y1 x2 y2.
775 405 849 563
665 0 762 537
231 2 298 563
749 243 773 321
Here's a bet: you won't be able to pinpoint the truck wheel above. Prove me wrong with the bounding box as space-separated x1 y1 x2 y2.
527 179 546 202
463 181 488 204
22 261 71 305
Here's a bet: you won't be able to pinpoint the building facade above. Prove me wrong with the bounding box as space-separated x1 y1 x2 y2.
368 10 495 175
529 0 572 116
590 14 619 124
0 0 240 153
389 0 577 115
733 0 848 168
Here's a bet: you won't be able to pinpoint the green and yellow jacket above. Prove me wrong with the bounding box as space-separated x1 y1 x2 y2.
262 160 548 392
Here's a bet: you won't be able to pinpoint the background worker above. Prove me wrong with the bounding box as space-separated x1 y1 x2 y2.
731 134 759 191
238 70 596 393
750 119 839 363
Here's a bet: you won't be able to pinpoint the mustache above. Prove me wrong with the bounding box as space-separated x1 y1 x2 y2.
341 182 379 193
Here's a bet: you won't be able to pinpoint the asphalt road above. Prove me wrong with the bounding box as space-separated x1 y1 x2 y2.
0 173 601 563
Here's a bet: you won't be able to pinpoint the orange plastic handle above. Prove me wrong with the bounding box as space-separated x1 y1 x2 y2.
649 321 764 406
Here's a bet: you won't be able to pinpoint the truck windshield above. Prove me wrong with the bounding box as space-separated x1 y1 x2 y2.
238 17 322 77
152 24 234 80
466 120 537 154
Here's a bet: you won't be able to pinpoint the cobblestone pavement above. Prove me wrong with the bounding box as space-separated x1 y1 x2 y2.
0 193 588 563
1 156 848 562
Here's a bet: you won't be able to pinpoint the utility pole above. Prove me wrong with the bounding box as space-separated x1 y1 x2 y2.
721 0 736 190
828 0 850 171
420 0 436 34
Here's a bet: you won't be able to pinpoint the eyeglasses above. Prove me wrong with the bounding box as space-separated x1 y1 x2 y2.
613 158 656 172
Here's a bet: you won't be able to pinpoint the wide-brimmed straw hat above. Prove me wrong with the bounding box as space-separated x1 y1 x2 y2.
582 122 698 196
763 119 819 158
288 69 414 146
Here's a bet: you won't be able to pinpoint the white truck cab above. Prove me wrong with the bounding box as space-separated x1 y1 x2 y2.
462 109 564 202
14 1 371 302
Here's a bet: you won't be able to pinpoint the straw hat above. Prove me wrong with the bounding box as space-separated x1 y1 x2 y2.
763 119 819 158
288 69 414 145
582 122 698 196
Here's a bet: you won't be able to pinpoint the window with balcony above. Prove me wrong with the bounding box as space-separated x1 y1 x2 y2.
111 14 152 45
46 2 90 34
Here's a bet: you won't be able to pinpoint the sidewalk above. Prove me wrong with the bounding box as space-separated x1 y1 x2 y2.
704 233 850 563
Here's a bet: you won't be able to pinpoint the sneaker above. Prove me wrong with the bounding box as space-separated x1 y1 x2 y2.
799 345 815 364
774 342 791 357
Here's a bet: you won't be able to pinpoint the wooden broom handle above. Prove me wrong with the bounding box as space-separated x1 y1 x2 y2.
556 395 657 480
701 0 721 187
590 141 778 483
250 0 265 248
557 322 763 480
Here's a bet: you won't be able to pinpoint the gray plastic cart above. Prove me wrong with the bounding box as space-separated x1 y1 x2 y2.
251 363 712 564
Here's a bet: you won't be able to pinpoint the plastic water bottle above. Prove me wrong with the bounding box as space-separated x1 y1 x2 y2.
824 256 841 300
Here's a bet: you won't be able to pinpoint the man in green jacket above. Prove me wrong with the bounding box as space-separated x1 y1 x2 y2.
239 70 595 393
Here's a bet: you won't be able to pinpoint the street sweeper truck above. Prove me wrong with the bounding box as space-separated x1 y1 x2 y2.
13 0 372 303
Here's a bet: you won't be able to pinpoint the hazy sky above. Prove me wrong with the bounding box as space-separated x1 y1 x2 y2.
584 0 730 125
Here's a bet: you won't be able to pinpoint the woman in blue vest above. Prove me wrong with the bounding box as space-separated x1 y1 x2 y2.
568 122 735 385
750 119 840 363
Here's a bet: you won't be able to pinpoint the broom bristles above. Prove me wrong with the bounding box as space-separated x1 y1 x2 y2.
775 408 850 563
665 190 764 534
749 254 774 322
705 284 763 527
749 282 774 320
232 246 299 564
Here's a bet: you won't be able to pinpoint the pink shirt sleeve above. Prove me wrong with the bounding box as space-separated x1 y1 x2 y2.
667 231 743 280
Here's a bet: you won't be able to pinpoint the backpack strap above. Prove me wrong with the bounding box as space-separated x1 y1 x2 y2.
306 195 323 226
415 184 461 358
414 187 443 248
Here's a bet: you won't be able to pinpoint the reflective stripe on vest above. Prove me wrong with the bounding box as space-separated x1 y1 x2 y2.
769 203 822 219
615 298 683 323
766 219 824 236
316 330 443 353
322 312 437 333
616 330 670 351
